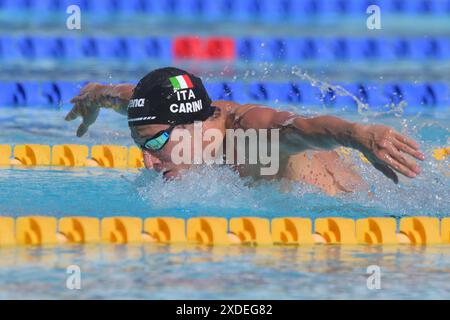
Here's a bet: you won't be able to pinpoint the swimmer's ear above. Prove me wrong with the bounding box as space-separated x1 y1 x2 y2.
372 162 399 184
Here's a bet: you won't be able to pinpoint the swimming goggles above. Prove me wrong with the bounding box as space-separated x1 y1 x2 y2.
140 125 175 151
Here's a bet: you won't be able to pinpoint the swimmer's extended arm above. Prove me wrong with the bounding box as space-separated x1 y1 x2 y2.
65 83 135 137
234 105 425 183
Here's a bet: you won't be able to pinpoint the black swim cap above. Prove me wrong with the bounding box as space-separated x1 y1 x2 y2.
127 67 215 127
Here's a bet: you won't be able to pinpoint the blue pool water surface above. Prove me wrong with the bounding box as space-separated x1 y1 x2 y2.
0 0 449 300
0 103 448 299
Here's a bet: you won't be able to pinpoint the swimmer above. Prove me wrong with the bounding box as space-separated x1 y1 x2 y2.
66 67 425 195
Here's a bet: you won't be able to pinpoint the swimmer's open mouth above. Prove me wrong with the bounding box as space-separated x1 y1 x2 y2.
163 170 180 180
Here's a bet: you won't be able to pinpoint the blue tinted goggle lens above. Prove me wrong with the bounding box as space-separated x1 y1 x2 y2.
141 126 174 151
144 132 170 150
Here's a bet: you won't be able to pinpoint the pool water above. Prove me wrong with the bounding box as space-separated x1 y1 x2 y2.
1 0 449 300
1 107 448 218
0 244 450 299
0 104 449 299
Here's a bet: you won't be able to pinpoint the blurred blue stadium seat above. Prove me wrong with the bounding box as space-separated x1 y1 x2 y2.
411 37 450 60
378 0 413 14
327 38 363 61
262 0 296 23
0 82 43 106
269 38 323 61
268 38 292 61
15 36 38 59
389 38 414 60
0 37 19 60
40 81 82 106
358 38 395 61
383 83 409 106
103 38 132 59
272 82 317 106
33 37 79 60
407 82 449 107
32 0 69 11
247 82 280 102
299 38 331 61
330 0 360 16
420 82 449 107
205 81 247 102
80 37 101 58
412 0 440 14
350 83 387 107
285 82 316 105
0 82 18 106
315 84 358 110
236 37 269 61
142 37 172 61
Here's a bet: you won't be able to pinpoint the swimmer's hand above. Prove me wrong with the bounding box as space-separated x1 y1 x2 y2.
65 82 135 137
352 124 425 183
65 83 104 137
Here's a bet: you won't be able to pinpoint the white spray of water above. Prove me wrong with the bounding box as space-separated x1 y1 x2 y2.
131 69 448 217
291 66 409 118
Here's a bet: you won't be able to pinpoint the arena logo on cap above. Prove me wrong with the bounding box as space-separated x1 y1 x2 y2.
169 75 194 91
128 98 145 108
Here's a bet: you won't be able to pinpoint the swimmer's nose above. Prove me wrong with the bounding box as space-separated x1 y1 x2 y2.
148 154 165 172
153 163 164 172
143 151 164 170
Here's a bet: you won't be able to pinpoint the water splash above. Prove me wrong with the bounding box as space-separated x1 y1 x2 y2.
292 66 369 113
132 148 449 218
291 66 411 117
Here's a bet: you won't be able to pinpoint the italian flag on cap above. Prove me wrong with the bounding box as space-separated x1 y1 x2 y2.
169 74 194 90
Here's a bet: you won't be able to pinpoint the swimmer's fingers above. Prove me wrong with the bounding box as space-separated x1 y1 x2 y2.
393 132 420 150
390 148 421 176
76 106 100 137
379 148 418 179
393 135 425 160
69 94 85 104
64 103 82 121
372 161 399 184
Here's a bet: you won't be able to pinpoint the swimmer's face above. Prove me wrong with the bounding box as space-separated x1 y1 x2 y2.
131 123 200 179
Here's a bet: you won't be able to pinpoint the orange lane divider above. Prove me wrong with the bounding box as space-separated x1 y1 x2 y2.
15 216 57 245
101 217 143 244
314 217 357 244
2 144 144 168
432 147 450 161
399 217 441 245
1 144 447 167
0 216 449 247
442 218 450 244
0 217 15 246
59 216 100 243
144 217 186 243
128 146 144 168
271 217 314 245
229 217 272 245
13 144 51 166
0 145 12 165
187 217 230 245
356 217 398 245
51 145 89 167
91 145 129 168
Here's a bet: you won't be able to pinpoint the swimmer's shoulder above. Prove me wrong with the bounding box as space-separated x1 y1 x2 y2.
211 100 264 128
211 100 241 111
